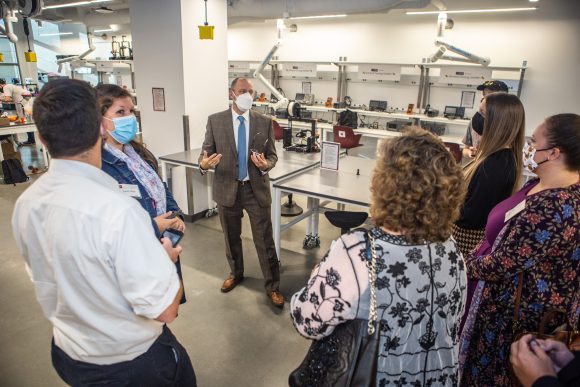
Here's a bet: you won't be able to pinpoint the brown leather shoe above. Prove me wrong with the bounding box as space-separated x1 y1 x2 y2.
268 290 285 308
221 276 244 293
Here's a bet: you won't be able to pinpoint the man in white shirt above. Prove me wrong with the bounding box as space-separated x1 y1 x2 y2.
0 78 35 144
0 78 29 104
11 79 196 386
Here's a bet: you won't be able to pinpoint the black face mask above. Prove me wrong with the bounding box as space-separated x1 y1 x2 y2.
472 111 485 135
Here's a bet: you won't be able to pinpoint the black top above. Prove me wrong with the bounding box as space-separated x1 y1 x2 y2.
532 352 580 387
456 148 516 229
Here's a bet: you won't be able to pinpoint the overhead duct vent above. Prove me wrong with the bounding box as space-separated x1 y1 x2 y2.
94 6 114 14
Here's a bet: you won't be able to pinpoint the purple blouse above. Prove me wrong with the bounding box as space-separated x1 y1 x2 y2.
476 180 539 257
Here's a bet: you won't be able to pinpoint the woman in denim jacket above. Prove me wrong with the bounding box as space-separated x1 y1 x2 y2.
97 84 186 303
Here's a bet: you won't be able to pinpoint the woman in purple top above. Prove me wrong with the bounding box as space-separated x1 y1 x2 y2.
459 114 580 386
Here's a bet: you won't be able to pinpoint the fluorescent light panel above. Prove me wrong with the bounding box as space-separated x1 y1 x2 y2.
39 32 74 36
289 14 347 20
406 7 537 15
94 28 114 32
44 0 112 10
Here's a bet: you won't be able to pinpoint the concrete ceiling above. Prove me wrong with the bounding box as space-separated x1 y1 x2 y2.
34 0 543 28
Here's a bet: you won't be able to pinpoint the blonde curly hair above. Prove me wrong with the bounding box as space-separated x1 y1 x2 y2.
370 127 466 243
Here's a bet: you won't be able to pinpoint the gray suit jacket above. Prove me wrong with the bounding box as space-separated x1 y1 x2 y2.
200 109 277 208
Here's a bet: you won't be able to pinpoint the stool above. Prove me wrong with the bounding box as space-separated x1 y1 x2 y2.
281 194 303 217
324 211 368 235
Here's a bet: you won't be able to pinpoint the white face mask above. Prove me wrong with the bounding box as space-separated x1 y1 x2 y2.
234 92 253 112
523 142 551 173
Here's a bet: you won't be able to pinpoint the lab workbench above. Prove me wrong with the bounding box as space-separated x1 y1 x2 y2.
0 122 49 168
158 143 325 253
272 156 374 257
274 118 464 145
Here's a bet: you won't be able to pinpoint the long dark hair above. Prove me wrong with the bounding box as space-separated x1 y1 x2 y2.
95 83 159 172
464 93 525 193
544 114 580 172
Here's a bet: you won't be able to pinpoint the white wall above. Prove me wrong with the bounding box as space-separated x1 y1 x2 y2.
181 0 230 147
130 0 228 213
227 0 580 133
129 0 186 158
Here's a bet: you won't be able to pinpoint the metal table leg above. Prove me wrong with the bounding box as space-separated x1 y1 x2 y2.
273 187 282 258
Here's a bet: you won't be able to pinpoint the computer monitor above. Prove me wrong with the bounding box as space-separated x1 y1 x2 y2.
369 100 387 112
444 106 465 118
295 93 305 101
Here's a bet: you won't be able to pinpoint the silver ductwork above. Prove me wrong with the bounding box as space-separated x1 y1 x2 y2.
228 0 432 23
82 8 130 28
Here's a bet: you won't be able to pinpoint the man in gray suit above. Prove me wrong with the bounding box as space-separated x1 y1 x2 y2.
199 77 283 308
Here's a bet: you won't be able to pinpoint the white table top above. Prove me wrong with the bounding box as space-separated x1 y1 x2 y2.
0 122 37 136
159 143 323 182
273 156 374 207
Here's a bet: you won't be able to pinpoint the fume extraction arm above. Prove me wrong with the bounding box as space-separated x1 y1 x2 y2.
253 37 288 111
0 0 44 43
252 18 308 116
428 12 490 66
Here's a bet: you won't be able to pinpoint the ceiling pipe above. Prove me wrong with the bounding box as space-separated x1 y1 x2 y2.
430 0 447 11
56 30 96 72
0 7 18 42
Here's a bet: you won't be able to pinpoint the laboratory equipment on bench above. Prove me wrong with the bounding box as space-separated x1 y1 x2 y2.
110 36 120 60
119 36 132 60
294 93 315 105
368 100 387 112
443 106 465 119
284 117 319 153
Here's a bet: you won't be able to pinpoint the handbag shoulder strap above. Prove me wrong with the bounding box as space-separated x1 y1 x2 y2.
512 272 524 332
366 230 378 335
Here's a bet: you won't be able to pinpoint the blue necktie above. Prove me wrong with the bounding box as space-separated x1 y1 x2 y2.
237 116 247 180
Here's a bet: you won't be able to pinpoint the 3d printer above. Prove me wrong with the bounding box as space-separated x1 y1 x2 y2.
284 117 319 153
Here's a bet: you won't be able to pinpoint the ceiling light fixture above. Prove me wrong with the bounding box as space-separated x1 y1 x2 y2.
44 0 112 10
94 6 114 14
39 32 74 36
406 7 537 15
289 14 347 20
94 28 114 32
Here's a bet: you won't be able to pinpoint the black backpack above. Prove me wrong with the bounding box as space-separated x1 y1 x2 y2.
338 109 358 129
2 158 29 185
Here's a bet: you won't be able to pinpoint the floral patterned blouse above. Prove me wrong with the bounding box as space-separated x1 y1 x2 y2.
290 228 467 386
460 182 580 386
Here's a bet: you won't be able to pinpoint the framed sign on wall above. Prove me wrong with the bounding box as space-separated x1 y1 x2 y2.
152 87 165 112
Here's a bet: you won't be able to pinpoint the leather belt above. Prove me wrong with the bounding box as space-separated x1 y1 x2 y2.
237 180 250 186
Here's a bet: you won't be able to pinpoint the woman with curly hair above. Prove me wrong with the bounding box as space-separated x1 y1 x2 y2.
460 114 580 386
290 127 468 386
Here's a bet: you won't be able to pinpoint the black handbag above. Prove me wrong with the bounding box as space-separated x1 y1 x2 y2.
288 232 381 387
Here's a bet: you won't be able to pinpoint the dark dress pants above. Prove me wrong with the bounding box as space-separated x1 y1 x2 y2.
51 325 196 387
218 182 280 292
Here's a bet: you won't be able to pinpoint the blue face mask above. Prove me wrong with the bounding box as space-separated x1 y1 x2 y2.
105 115 138 144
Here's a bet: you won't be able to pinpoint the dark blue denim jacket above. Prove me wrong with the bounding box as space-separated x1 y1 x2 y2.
101 147 181 238
101 147 186 303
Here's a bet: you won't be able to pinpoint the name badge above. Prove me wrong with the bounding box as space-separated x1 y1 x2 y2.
119 184 142 199
504 200 526 223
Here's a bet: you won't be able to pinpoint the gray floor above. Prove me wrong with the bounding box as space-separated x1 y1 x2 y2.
0 139 377 386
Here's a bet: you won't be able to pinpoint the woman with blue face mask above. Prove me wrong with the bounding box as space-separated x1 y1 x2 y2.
460 114 580 386
97 84 187 304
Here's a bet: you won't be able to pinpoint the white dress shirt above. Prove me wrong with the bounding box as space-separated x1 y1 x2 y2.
12 159 180 365
232 108 250 181
2 83 28 103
